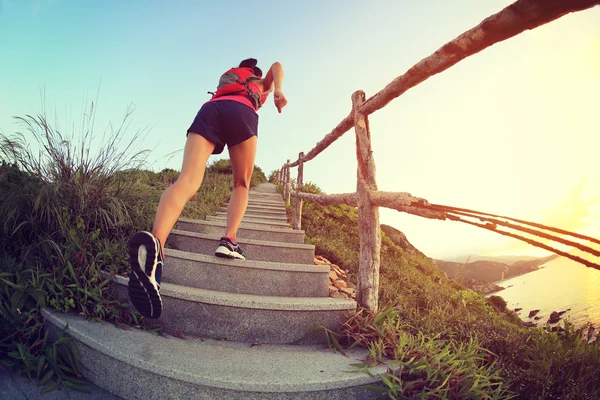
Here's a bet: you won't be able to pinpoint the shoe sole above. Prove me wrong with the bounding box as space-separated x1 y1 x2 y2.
215 245 246 260
128 231 163 319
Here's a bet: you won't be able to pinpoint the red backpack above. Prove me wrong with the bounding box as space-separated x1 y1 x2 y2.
210 67 263 109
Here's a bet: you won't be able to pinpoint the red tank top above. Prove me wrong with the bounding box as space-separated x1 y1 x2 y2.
208 82 269 112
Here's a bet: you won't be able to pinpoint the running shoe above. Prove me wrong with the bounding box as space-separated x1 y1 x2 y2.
127 231 163 319
215 237 246 260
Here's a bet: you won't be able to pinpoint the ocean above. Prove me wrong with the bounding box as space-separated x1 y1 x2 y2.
491 256 600 327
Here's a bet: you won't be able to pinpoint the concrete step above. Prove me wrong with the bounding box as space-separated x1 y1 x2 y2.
206 215 290 229
161 249 329 297
102 273 356 344
243 203 285 211
250 190 282 197
247 195 284 202
219 206 287 216
253 183 280 193
248 195 284 203
177 217 305 244
215 211 287 222
246 200 285 208
168 229 314 264
209 214 289 226
43 309 383 400
249 189 282 196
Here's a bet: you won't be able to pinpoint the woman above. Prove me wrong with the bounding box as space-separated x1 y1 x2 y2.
127 58 287 319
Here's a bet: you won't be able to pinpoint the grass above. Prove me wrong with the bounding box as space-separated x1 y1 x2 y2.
2 97 597 398
276 178 600 399
0 102 265 391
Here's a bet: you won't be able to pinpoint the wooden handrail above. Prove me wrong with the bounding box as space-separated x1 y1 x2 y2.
288 0 599 168
276 0 600 311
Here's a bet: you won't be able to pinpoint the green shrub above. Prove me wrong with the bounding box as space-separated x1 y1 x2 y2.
0 101 234 391
0 254 88 393
297 179 600 399
268 169 278 182
207 159 233 175
206 159 266 188
487 295 508 313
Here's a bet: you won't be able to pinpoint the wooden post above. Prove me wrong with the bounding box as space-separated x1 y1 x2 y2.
282 164 286 197
293 152 304 230
284 160 291 206
352 90 381 312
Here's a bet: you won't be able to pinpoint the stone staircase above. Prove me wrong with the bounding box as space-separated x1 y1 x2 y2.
43 183 385 399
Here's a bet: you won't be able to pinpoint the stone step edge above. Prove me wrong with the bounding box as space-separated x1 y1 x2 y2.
247 200 283 205
205 216 290 228
164 248 325 273
213 210 287 220
248 196 283 202
41 309 385 393
102 272 355 311
246 201 285 207
214 213 288 222
171 229 314 250
178 217 302 235
206 216 290 226
220 207 286 215
234 202 285 207
180 219 295 233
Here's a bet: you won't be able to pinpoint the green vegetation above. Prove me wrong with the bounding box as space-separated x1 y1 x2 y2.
2 100 597 398
0 105 265 391
277 178 600 399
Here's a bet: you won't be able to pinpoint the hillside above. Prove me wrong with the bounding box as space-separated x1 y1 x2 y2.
435 254 559 287
378 224 558 294
281 178 600 399
380 224 426 259
2 144 598 399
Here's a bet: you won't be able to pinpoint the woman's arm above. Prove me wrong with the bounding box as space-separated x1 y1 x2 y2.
261 62 287 113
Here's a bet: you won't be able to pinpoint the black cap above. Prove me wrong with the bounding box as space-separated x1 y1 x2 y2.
239 58 262 77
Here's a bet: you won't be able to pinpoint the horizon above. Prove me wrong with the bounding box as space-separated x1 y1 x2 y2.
1 0 599 259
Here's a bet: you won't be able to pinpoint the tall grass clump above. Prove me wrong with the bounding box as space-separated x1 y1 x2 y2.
276 178 600 399
0 101 152 390
0 100 236 391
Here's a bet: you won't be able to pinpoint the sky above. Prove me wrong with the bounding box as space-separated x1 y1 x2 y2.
1 0 599 259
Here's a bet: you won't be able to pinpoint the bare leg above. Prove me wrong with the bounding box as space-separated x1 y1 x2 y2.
224 136 258 239
152 134 215 250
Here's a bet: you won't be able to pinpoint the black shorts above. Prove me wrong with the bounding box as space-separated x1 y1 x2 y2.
187 100 258 155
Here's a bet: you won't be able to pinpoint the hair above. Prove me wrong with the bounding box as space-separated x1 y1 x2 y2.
239 58 263 77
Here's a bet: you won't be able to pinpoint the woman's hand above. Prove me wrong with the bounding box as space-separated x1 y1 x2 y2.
274 90 287 113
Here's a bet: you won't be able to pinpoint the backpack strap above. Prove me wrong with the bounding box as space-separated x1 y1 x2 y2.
211 67 264 108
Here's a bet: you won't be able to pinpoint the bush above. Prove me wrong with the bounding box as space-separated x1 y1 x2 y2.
206 159 267 188
298 177 600 399
268 169 278 183
487 295 508 313
207 159 233 175
0 101 234 391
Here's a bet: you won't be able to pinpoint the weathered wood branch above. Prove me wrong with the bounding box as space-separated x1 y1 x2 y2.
361 0 600 116
446 209 600 257
289 114 353 168
431 204 600 246
353 90 381 312
293 186 599 270
293 152 304 230
450 215 600 270
284 160 291 205
370 191 447 220
287 0 598 168
292 191 358 206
